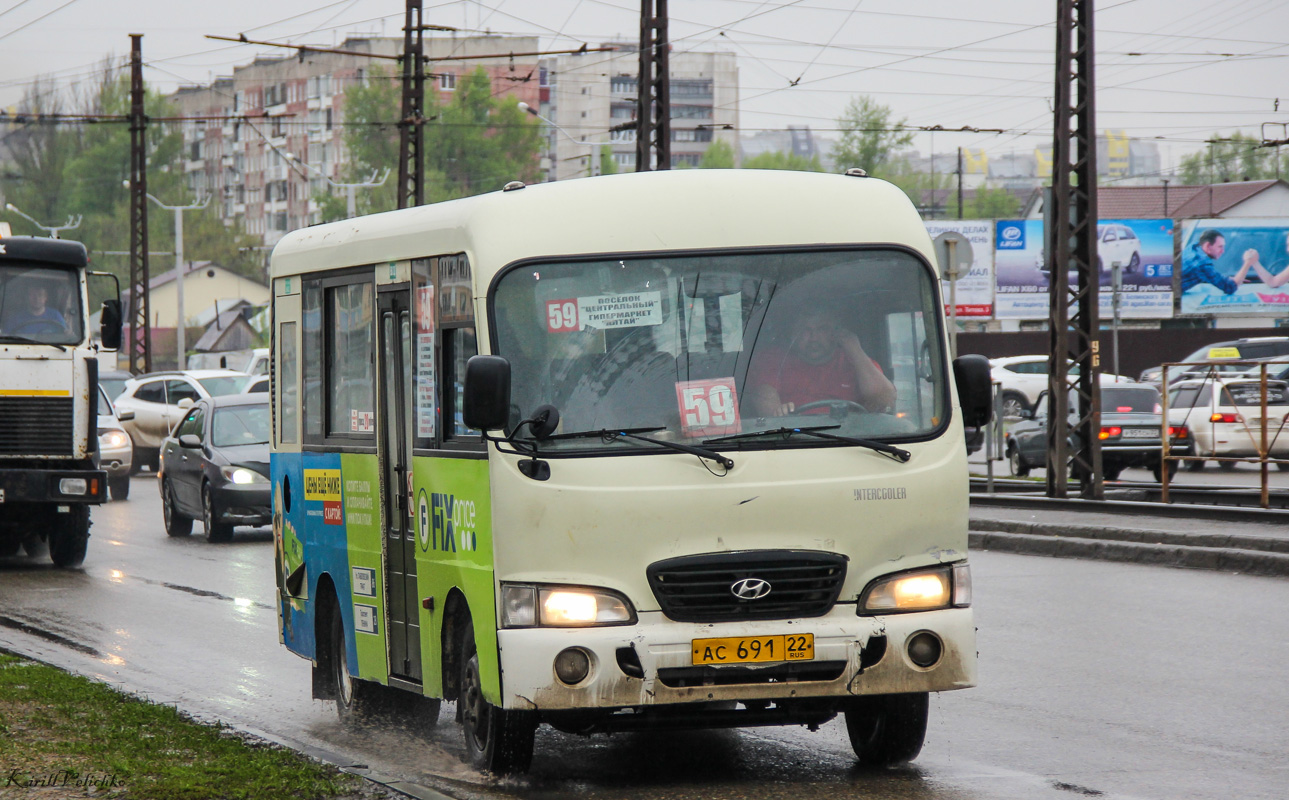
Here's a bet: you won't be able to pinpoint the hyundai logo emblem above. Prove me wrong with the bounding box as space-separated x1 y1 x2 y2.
730 578 772 600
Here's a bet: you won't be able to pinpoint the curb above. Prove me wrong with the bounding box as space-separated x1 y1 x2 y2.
968 529 1289 577
968 517 1289 554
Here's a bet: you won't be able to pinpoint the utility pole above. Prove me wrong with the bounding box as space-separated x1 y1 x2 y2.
636 0 671 171
397 0 425 208
4 203 81 239
1046 0 1101 500
957 148 964 220
143 192 209 368
128 33 151 375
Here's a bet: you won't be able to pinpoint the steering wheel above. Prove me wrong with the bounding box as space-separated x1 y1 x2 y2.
7 318 65 336
793 399 869 416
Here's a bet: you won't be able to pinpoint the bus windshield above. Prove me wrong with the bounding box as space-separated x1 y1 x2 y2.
492 248 947 453
0 264 84 346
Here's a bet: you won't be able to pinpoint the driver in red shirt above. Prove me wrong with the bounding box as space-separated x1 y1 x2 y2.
745 308 896 416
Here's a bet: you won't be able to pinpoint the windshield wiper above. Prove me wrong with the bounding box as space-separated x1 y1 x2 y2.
0 335 65 351
543 426 734 470
705 425 911 463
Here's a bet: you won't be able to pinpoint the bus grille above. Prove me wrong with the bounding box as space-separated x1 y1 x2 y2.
0 397 74 455
647 551 848 622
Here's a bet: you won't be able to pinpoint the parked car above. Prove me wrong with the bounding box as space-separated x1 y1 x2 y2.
114 369 250 473
1143 337 1289 389
240 374 269 394
1005 383 1189 482
1165 377 1289 470
157 394 270 542
98 368 134 402
96 385 134 501
990 355 1132 418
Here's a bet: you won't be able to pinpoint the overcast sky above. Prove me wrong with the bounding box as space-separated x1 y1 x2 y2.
2 0 1286 173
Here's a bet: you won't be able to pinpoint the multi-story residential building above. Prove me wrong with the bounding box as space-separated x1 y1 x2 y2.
536 43 738 180
170 35 541 245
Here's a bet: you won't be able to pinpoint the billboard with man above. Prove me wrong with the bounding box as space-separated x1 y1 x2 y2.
1179 219 1289 315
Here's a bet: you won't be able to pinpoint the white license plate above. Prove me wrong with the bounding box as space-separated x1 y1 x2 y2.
1121 428 1156 439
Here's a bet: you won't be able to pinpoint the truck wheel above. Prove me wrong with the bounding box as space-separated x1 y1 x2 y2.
330 599 391 724
109 475 130 501
459 621 536 774
49 506 90 568
845 692 929 767
203 485 235 543
162 480 193 537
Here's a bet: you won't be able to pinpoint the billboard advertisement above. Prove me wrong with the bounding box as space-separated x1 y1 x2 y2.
993 219 1175 319
924 219 994 317
1179 219 1289 315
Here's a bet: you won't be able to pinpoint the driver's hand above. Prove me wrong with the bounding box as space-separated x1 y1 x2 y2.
836 328 865 358
777 401 795 415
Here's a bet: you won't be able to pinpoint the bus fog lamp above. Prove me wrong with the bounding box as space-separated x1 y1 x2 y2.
554 648 591 684
59 478 87 496
906 631 942 668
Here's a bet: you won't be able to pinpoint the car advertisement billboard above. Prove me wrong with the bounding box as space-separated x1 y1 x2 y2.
1178 219 1289 315
924 220 994 317
993 218 1175 319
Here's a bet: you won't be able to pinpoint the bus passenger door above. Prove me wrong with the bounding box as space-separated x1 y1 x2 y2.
379 291 420 682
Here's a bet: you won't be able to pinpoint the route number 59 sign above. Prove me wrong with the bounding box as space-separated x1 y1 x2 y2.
676 378 741 437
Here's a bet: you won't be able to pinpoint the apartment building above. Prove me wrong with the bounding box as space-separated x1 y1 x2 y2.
536 43 738 180
170 35 541 245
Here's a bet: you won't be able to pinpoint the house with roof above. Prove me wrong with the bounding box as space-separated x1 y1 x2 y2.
1022 179 1289 220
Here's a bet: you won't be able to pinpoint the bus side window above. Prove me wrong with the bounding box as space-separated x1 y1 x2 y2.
443 326 479 439
302 281 324 440
279 321 298 444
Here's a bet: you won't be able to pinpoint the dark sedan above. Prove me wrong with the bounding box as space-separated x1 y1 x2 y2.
158 395 270 542
1005 383 1191 482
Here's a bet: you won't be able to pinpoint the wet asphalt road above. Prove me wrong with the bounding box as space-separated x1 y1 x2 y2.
2 475 1288 800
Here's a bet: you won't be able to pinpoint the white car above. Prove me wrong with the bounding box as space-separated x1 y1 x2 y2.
113 369 250 472
96 385 134 501
990 355 1133 418
1037 223 1142 280
1166 377 1289 470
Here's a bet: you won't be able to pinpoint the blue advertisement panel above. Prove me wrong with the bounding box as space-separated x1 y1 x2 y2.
993 219 1175 319
1178 219 1289 315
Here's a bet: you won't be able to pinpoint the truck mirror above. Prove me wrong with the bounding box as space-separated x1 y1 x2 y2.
463 355 512 432
100 299 122 350
953 354 993 428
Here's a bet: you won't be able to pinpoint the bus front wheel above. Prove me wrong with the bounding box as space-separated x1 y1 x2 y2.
844 692 928 767
459 623 536 774
330 601 389 723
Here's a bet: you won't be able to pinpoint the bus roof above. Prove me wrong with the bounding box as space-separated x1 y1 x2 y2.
270 169 935 285
0 236 88 268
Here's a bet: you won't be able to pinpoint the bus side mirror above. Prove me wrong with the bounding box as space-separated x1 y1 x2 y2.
953 354 993 428
463 355 512 431
100 299 123 350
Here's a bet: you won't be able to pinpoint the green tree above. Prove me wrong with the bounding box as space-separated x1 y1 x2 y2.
944 183 1021 219
326 65 542 217
742 151 824 171
1179 132 1289 184
831 95 915 176
698 138 735 169
598 144 618 176
882 157 951 216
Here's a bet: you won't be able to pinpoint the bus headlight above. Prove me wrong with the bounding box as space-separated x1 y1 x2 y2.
501 583 636 628
859 563 971 614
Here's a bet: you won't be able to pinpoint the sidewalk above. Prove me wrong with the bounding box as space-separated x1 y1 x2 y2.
969 496 1289 577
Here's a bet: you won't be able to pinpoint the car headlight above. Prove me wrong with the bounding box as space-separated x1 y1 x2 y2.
98 430 130 449
859 563 971 615
501 583 636 628
221 466 267 485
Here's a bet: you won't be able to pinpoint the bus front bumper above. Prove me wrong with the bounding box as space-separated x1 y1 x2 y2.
496 606 976 713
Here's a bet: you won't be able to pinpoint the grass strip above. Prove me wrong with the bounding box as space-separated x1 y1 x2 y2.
0 652 377 799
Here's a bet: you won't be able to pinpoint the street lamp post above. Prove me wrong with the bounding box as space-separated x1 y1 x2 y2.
282 153 389 219
518 102 616 179
4 203 82 239
122 182 209 367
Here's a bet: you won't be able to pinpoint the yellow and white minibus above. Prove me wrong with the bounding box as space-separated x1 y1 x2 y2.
270 168 991 774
